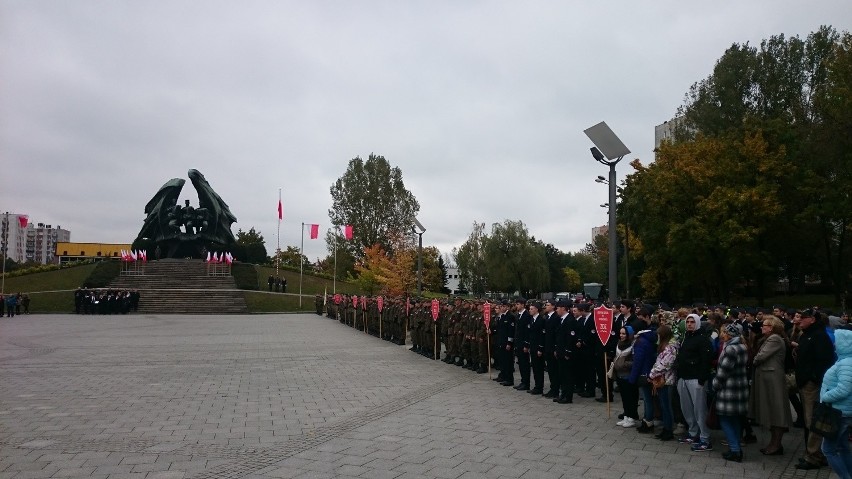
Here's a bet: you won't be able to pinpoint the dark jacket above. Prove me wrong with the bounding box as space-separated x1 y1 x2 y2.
795 323 835 387
528 313 547 355
498 312 517 347
515 309 531 350
556 313 579 358
629 328 658 384
545 312 560 354
676 328 714 383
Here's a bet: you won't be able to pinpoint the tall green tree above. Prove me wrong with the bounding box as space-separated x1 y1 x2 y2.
234 227 268 264
454 222 488 296
483 220 549 296
328 154 420 261
622 26 852 304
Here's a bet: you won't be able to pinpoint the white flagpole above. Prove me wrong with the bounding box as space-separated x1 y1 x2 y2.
333 227 338 295
276 188 281 280
299 222 304 309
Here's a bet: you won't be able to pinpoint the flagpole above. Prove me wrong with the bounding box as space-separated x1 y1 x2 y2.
332 227 338 295
276 188 281 280
299 222 304 309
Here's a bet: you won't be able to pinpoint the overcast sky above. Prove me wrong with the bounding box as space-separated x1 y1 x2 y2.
2 1 849 264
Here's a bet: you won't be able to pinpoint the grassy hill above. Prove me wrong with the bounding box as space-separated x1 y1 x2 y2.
245 265 359 312
2 263 97 313
0 262 360 314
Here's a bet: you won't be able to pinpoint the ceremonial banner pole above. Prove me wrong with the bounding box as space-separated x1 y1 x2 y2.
484 303 492 380
431 299 440 360
299 223 304 309
594 304 615 419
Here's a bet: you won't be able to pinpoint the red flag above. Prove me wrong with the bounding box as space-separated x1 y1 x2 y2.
310 224 319 239
278 199 283 220
344 224 353 240
18 215 29 228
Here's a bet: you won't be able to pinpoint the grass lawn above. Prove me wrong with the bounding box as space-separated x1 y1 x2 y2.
253 265 359 296
3 264 97 313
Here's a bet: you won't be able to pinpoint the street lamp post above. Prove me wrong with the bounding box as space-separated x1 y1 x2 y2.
597 180 629 300
413 218 426 295
584 121 630 303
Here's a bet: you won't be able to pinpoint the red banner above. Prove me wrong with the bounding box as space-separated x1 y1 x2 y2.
377 296 384 313
309 224 319 239
334 293 341 305
483 302 492 330
431 299 440 322
594 305 614 346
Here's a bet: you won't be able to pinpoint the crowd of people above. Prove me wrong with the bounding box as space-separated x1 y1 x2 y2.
73 288 140 315
316 294 852 476
0 292 30 316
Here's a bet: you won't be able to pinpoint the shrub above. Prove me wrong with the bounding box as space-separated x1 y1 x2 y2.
232 263 259 290
82 261 121 288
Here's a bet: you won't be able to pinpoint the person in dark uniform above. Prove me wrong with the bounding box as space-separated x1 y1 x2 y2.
315 294 323 315
597 301 627 402
527 302 547 395
513 298 532 391
544 299 561 398
282 278 287 293
555 299 578 403
74 288 84 314
268 275 274 292
498 301 517 386
573 303 597 397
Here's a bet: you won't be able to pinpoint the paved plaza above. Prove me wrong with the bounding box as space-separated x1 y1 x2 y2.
0 313 835 479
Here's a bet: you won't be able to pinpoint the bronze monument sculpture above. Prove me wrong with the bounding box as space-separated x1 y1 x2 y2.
134 169 237 258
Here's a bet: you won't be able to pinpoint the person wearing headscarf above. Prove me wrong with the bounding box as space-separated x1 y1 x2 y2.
675 313 715 450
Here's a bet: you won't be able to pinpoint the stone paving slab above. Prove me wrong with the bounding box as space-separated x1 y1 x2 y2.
0 313 837 479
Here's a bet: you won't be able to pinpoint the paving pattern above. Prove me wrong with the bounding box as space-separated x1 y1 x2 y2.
0 313 836 478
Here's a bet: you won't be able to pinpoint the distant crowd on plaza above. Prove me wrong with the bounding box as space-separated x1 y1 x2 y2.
316 294 852 477
0 292 30 317
73 288 140 315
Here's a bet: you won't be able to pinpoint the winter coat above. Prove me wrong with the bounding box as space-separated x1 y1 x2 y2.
612 342 634 379
820 329 852 416
649 342 679 386
795 323 835 388
675 328 714 383
712 336 749 416
629 329 658 385
749 334 792 428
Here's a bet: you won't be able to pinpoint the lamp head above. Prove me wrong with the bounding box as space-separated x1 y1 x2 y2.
590 147 606 162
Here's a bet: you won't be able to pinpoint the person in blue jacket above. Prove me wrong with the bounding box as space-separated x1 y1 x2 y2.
820 329 852 479
630 307 658 434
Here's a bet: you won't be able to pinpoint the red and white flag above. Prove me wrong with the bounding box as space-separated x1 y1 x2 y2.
278 199 283 220
18 215 29 228
205 251 211 263
344 224 353 240
141 250 147 262
309 224 319 239
130 250 138 261
212 252 219 263
224 252 232 264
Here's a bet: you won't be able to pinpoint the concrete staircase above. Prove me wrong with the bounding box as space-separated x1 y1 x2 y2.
108 259 249 314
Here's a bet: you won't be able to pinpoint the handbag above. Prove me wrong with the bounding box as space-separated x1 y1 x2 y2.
705 398 721 430
784 372 797 393
810 402 842 437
